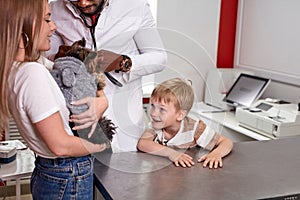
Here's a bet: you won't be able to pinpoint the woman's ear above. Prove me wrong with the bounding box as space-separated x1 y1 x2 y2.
176 110 187 121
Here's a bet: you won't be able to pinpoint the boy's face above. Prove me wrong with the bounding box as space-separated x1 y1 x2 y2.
149 98 182 130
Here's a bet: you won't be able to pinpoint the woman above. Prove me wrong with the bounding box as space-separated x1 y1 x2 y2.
0 0 107 199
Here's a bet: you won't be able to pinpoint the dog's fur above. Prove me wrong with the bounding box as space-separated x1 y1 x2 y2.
52 38 116 145
55 38 106 91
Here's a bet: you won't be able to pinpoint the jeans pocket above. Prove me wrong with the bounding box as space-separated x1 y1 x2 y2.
77 156 93 175
31 168 68 200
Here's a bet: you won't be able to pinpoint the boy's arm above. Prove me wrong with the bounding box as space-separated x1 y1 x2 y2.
137 129 195 168
198 135 233 169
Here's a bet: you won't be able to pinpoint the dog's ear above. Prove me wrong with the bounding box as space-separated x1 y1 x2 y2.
70 38 86 52
54 38 90 61
67 38 90 61
54 45 71 60
78 38 86 47
77 38 89 61
68 40 81 55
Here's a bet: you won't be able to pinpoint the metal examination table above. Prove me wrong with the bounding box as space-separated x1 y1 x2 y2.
94 137 300 200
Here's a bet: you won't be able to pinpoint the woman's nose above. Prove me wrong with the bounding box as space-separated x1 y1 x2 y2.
50 21 57 32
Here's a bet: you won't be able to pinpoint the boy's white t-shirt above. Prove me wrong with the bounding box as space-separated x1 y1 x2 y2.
152 115 220 151
8 61 73 158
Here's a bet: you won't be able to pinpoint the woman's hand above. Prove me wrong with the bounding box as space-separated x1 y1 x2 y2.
70 94 108 138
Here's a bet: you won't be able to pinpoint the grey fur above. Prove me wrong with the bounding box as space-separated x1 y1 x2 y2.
51 56 97 114
51 56 116 147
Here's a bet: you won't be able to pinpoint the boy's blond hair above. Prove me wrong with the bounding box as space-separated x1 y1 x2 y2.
151 78 194 112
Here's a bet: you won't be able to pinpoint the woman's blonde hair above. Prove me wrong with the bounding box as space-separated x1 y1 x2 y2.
0 0 46 129
151 78 194 112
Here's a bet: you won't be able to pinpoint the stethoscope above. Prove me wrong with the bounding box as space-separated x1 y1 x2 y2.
78 4 123 87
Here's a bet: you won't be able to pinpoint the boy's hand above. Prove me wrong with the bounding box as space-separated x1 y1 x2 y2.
197 151 223 169
169 151 195 168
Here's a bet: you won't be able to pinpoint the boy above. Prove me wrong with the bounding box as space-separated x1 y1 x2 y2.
137 78 233 168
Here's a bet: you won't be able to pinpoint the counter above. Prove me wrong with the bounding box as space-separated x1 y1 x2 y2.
94 137 300 200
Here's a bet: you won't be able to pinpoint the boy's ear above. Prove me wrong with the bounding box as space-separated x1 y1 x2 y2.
177 110 187 121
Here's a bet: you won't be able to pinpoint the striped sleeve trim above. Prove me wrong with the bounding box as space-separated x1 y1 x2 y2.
194 120 206 142
205 132 220 151
195 121 220 151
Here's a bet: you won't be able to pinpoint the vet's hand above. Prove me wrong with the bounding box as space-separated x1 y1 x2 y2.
70 95 108 138
197 151 223 169
97 49 122 72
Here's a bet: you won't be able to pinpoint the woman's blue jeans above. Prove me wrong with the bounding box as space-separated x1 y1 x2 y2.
30 155 94 200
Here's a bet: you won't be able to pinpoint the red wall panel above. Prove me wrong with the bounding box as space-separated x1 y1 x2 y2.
217 0 238 68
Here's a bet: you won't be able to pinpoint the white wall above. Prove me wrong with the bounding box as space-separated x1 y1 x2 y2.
235 0 300 103
154 0 300 104
154 0 221 102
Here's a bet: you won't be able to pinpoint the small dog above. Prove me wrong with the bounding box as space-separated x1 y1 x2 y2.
54 38 106 91
51 38 116 147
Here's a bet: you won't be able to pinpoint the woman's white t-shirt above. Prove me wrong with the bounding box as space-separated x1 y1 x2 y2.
8 61 73 158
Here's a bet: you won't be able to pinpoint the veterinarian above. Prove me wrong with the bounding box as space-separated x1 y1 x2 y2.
47 0 167 152
0 0 108 198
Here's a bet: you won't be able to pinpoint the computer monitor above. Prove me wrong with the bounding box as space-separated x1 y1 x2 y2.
223 73 270 108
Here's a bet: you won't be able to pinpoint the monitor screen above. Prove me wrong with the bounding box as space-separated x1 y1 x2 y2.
223 73 270 107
